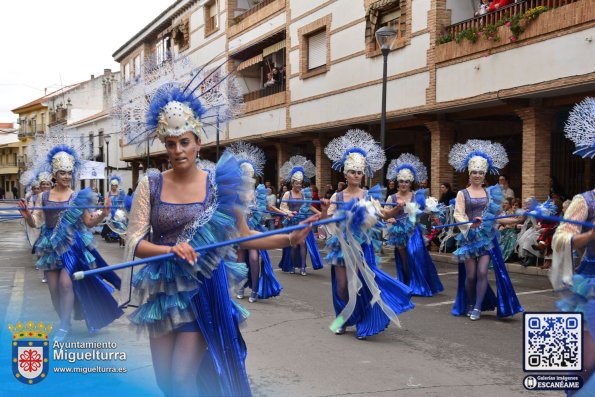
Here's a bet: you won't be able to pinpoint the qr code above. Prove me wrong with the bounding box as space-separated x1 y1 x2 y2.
524 313 582 371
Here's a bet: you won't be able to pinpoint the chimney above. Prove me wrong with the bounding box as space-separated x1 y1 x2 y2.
90 74 95 80
104 68 111 75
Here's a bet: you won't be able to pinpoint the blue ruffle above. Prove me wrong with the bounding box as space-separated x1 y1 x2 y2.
453 185 503 261
395 226 444 297
556 273 595 338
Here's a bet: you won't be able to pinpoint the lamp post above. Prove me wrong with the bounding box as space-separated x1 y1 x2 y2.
375 26 397 187
105 134 111 191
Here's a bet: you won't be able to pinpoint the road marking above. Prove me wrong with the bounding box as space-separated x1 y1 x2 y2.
422 289 554 307
437 271 459 276
3 268 25 322
516 288 553 296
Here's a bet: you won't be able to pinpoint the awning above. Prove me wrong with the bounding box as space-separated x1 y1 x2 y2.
262 40 286 57
237 53 263 71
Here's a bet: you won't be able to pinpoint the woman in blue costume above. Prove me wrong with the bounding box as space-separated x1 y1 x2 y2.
551 97 595 396
18 145 123 342
123 82 314 397
227 141 283 303
278 155 323 276
105 174 127 247
320 129 414 340
384 153 444 296
448 139 523 321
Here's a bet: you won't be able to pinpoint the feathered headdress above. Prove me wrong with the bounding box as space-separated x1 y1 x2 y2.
113 54 243 145
20 168 53 190
386 153 427 183
109 174 123 186
225 141 266 177
279 155 316 183
564 97 595 158
448 139 508 174
324 129 386 177
44 144 81 174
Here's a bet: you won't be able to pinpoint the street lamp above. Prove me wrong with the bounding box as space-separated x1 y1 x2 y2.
105 134 111 186
375 26 397 186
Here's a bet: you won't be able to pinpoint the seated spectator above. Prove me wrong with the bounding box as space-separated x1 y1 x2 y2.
475 0 491 16
496 197 522 261
532 198 567 269
438 182 456 205
515 197 543 267
324 183 335 200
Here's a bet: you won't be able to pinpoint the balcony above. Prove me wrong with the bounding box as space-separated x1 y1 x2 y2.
229 0 285 37
243 81 286 113
436 0 590 63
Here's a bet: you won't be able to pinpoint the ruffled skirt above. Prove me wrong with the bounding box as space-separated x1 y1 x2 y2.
244 250 282 299
556 259 595 340
394 227 444 297
129 257 251 396
452 238 523 318
453 228 494 261
278 230 323 272
331 243 414 337
55 230 123 332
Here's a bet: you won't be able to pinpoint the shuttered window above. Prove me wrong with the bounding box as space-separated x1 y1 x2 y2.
307 30 326 70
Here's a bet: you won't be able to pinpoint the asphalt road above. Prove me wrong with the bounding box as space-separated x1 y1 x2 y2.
0 217 562 397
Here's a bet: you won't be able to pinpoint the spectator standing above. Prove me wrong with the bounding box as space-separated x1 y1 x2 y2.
11 186 18 200
439 182 457 205
498 175 515 199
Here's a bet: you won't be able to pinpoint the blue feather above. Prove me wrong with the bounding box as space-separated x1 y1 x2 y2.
414 189 426 211
367 184 383 201
146 83 206 133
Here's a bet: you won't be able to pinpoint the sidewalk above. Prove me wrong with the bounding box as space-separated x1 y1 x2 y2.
315 238 550 278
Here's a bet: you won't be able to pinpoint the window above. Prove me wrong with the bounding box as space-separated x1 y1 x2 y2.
133 55 141 79
307 30 326 70
40 113 45 131
156 36 171 64
173 18 190 51
365 0 409 57
298 15 332 79
204 1 219 36
124 62 130 83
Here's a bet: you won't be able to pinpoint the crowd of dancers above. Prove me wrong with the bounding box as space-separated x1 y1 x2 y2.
4 67 593 395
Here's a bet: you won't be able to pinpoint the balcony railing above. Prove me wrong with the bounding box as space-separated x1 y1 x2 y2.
233 0 276 24
205 15 217 34
444 0 580 38
0 162 17 168
243 80 285 102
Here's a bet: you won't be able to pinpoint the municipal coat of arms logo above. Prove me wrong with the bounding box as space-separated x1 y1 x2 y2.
8 321 52 385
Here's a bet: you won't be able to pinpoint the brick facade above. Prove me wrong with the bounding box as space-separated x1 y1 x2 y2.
515 106 554 201
425 120 455 198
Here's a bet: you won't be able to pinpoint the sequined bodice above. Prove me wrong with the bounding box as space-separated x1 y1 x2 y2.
463 189 488 219
336 190 367 209
287 191 302 212
42 191 71 228
582 191 595 260
149 172 212 245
